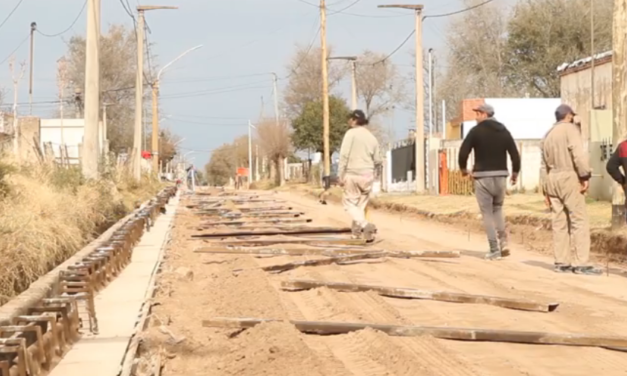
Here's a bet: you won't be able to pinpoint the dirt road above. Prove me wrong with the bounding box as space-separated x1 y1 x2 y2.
143 191 627 376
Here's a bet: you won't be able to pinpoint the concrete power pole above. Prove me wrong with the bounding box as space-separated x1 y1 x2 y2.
328 56 358 110
133 5 178 181
611 0 627 228
57 57 68 147
9 58 26 157
82 0 101 179
320 0 331 180
29 22 36 115
378 4 425 193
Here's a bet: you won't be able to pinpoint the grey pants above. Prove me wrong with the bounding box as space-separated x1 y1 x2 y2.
474 177 507 245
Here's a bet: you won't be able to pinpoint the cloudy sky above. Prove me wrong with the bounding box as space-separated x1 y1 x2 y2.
0 0 513 166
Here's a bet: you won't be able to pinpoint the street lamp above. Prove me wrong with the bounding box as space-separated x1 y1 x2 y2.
151 45 203 173
328 56 358 110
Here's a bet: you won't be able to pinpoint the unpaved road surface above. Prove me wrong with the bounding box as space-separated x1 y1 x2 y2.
143 191 627 376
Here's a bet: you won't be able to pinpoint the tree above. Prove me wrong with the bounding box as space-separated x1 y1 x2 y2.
63 24 151 152
203 135 249 186
506 0 613 97
283 44 346 118
291 95 351 155
355 51 406 119
256 118 291 185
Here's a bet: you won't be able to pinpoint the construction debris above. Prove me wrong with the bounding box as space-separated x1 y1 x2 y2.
281 280 559 313
201 317 627 351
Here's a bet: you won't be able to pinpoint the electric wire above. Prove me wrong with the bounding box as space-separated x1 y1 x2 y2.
36 0 87 37
0 0 25 31
0 33 30 64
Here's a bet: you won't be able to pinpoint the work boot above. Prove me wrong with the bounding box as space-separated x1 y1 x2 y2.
362 223 377 243
498 232 511 258
554 263 572 273
572 266 603 276
484 240 501 260
351 221 362 239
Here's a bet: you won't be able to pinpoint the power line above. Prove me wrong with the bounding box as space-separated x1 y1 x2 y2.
0 0 25 31
284 24 321 80
0 33 30 64
424 0 494 19
37 0 87 37
295 0 408 18
371 29 415 65
328 0 362 14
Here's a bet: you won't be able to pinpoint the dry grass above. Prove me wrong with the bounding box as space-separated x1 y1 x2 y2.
0 160 163 303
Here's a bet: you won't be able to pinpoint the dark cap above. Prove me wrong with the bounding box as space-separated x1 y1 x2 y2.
555 104 576 119
472 103 495 116
349 109 367 121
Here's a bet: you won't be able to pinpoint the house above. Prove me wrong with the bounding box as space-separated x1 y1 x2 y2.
557 50 613 141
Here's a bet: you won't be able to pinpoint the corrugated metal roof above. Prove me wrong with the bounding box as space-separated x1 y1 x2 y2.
556 51 612 72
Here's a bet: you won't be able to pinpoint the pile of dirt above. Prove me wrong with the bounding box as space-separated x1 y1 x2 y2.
217 321 331 376
0 161 162 303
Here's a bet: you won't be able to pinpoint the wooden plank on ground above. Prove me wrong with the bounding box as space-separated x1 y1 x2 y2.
191 226 352 239
281 280 559 313
196 238 369 247
193 248 458 259
201 317 627 351
233 253 386 274
199 218 313 226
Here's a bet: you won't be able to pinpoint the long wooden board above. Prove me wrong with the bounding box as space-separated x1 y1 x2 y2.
201 317 627 351
233 252 386 274
281 280 559 313
193 248 459 259
195 238 369 247
191 226 352 239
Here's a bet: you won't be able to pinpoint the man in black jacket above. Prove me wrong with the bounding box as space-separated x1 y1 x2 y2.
606 139 627 224
459 104 521 260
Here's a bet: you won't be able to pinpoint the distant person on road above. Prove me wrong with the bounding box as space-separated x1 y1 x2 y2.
338 109 382 242
541 104 601 275
605 138 627 225
458 104 521 260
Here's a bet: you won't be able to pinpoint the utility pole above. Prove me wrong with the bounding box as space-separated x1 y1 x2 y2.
9 58 26 157
102 102 109 157
320 0 331 181
82 0 101 179
133 5 178 182
57 57 68 147
328 56 358 109
378 4 425 193
151 45 201 174
29 22 36 115
611 0 627 228
590 0 595 110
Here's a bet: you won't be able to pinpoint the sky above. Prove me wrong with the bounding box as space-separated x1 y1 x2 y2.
0 0 514 167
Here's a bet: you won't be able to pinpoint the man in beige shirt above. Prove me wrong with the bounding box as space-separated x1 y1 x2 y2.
541 104 601 275
338 110 382 242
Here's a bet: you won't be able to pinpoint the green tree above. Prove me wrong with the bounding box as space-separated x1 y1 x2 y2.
506 0 613 97
291 95 351 154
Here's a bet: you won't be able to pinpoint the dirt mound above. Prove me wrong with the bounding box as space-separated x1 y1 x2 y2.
218 321 330 376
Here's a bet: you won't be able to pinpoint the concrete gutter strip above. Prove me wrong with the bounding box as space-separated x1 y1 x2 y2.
0 194 159 326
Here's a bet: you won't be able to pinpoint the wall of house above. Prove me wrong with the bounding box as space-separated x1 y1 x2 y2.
559 61 612 141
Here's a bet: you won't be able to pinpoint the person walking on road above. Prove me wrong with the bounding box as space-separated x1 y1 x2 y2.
458 104 521 260
541 104 601 275
338 109 382 242
605 138 627 225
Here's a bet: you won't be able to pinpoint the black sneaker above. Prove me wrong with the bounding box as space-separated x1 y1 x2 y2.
500 242 511 258
554 264 572 273
572 266 603 276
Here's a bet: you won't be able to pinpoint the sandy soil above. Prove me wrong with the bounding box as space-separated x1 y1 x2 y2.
138 191 627 376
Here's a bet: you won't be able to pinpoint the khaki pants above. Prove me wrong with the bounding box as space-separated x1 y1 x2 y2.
545 172 590 267
342 173 373 228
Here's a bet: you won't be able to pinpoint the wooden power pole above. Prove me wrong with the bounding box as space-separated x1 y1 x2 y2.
320 0 331 181
133 5 177 181
611 0 627 228
29 22 36 115
82 0 101 179
378 4 425 193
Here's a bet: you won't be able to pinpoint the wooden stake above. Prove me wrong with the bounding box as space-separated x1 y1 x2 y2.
201 317 627 351
281 280 559 313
